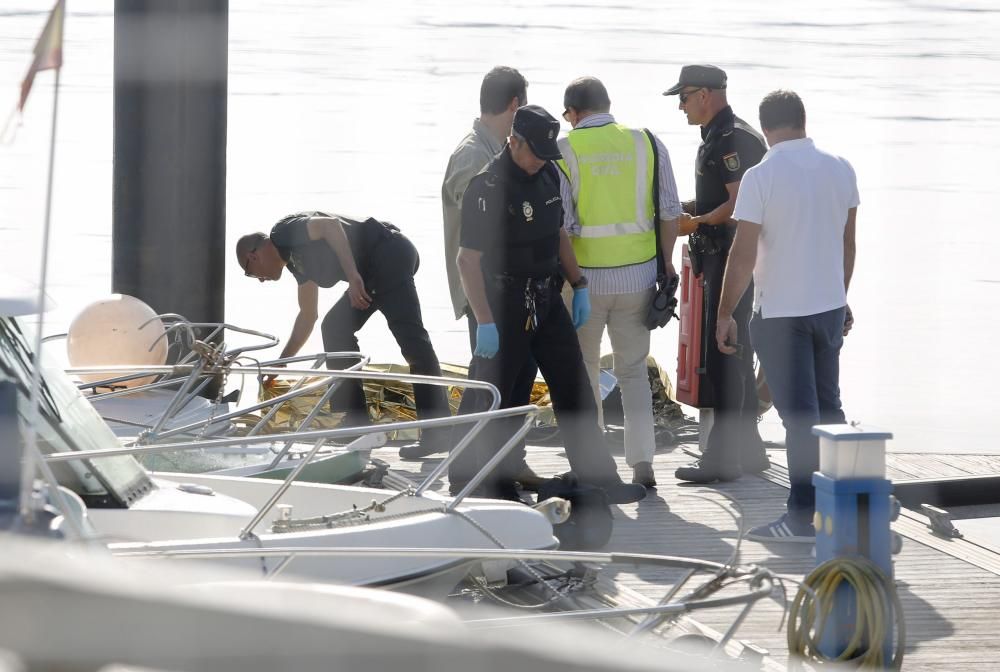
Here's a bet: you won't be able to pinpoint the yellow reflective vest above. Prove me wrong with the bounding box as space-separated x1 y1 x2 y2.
557 124 656 268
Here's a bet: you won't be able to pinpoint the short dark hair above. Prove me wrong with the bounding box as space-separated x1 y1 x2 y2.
480 66 527 115
563 76 611 113
758 90 806 131
235 232 267 262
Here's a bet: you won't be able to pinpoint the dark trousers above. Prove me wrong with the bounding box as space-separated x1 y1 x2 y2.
321 234 450 430
700 252 765 468
449 279 620 489
466 310 539 466
750 307 847 525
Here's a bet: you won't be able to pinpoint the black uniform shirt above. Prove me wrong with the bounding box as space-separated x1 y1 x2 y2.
694 106 767 219
460 148 564 278
270 212 387 287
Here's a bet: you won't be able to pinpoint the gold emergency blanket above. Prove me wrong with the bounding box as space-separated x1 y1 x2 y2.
253 358 691 442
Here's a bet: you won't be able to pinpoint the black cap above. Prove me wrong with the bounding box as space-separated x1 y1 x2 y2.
512 104 562 160
662 64 727 96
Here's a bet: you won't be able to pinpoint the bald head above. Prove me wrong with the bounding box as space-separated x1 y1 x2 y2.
235 232 267 262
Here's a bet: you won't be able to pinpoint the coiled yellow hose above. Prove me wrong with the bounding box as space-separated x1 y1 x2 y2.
787 556 905 670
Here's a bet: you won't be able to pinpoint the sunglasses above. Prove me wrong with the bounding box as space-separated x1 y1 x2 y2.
679 88 704 104
562 108 572 121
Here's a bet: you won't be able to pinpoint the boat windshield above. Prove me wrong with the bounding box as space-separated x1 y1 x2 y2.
0 317 153 507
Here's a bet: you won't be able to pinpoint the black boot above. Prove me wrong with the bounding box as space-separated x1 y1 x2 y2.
586 477 647 504
741 451 771 474
674 459 741 484
399 427 452 459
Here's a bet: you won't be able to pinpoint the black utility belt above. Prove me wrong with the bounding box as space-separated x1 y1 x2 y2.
688 230 732 256
490 273 559 290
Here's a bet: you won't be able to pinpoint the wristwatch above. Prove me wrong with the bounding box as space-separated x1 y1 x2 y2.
571 275 588 290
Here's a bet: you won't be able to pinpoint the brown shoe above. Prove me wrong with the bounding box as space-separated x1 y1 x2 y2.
632 461 657 488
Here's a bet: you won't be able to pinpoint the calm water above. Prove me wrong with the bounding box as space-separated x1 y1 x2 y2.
1 0 999 453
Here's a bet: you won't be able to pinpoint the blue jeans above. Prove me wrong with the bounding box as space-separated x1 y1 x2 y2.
750 307 846 525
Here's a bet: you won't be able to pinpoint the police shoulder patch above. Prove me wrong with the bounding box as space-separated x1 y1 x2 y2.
723 152 740 172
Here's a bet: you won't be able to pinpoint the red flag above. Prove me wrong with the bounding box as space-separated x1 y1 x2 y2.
18 0 65 112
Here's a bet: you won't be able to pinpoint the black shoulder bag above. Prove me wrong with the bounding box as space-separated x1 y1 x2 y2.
642 128 679 330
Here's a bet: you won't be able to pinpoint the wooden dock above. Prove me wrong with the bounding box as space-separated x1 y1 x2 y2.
370 440 1000 670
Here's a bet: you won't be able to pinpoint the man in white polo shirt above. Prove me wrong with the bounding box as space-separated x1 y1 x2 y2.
715 90 858 542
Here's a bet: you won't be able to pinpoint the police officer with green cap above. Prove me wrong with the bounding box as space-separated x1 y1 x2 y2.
663 64 770 483
449 104 646 505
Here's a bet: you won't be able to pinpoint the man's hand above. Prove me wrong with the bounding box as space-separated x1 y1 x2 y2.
716 313 739 355
474 323 500 359
677 213 698 236
843 304 854 337
262 361 287 388
347 274 373 310
572 287 591 329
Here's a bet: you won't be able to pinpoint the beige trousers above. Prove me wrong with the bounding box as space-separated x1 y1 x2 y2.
565 286 656 466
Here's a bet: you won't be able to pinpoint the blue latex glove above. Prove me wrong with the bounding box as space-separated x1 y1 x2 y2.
474 323 500 359
572 287 591 329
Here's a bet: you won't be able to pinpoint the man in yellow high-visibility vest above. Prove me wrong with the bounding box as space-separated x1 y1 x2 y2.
558 77 683 488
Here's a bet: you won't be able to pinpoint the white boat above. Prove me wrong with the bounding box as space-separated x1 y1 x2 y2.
0 536 737 672
4 314 560 599
99 472 558 597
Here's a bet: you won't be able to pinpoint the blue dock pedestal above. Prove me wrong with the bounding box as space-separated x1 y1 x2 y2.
811 424 897 662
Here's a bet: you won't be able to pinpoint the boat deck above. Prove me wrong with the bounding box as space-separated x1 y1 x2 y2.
371 440 1000 670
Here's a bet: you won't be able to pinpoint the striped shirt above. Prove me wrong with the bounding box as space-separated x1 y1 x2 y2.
559 113 682 295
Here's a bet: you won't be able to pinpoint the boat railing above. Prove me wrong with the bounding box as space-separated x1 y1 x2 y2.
56 317 375 443
107 543 775 643
50 314 284 368
147 316 280 362
55 318 515 465
140 319 327 440
67 351 370 443
65 363 504 448
43 383 538 528
45 320 551 537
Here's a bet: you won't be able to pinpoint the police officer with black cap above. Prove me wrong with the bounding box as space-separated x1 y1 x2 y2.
449 104 646 505
663 64 770 483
